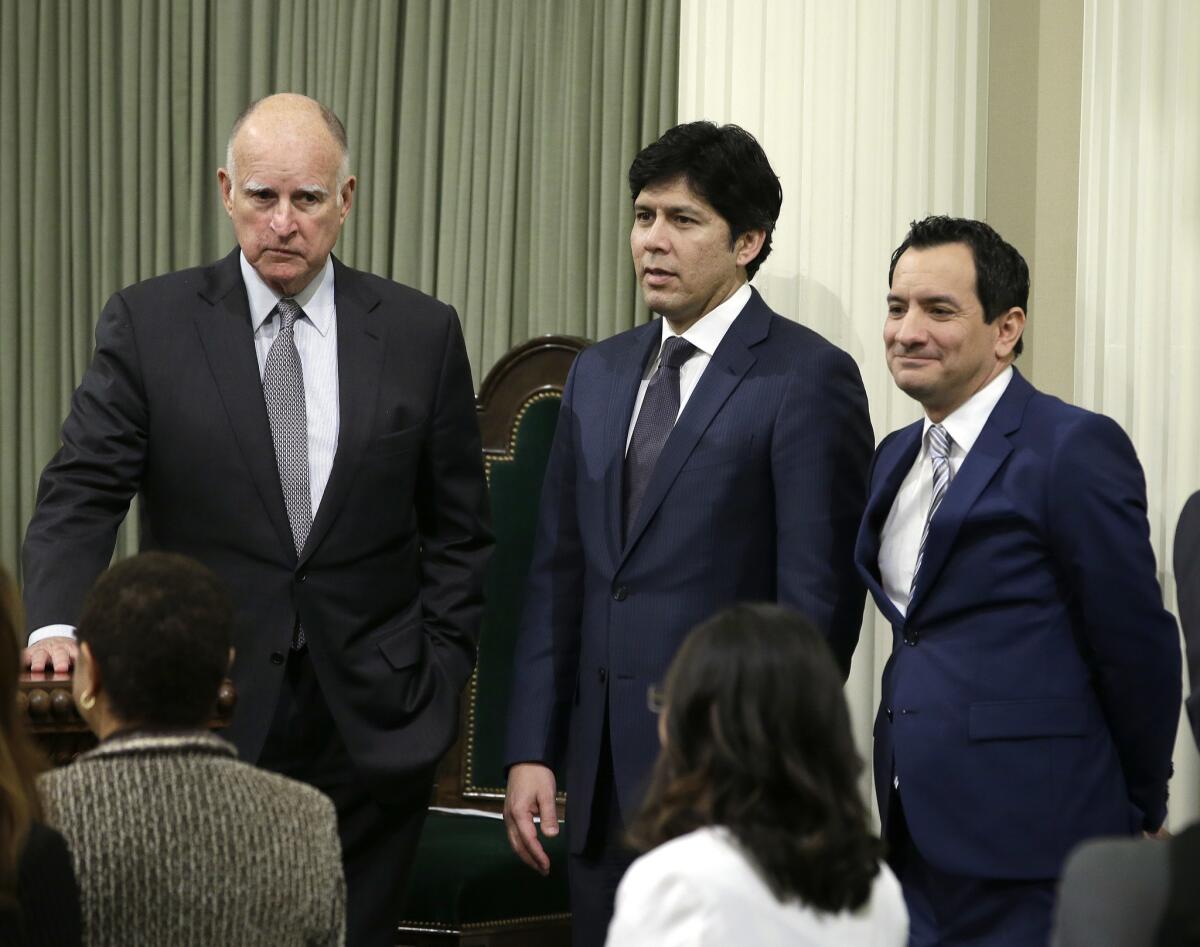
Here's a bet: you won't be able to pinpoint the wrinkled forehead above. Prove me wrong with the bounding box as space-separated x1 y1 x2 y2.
230 117 343 183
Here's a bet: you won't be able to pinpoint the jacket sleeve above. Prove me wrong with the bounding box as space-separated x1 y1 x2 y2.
772 343 874 677
414 307 494 695
1047 412 1181 831
22 291 148 633
503 359 585 769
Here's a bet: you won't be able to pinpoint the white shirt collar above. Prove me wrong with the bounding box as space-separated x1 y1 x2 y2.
656 282 751 355
239 252 335 336
924 365 1014 455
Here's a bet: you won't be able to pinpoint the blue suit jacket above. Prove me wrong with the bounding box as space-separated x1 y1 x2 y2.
856 369 1180 879
505 288 873 851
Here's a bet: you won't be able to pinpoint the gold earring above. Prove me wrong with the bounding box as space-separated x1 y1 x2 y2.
77 692 96 712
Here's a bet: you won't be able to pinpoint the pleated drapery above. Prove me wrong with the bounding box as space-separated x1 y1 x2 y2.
0 0 680 573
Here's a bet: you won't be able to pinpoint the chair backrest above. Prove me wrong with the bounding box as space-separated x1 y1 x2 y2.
434 335 588 811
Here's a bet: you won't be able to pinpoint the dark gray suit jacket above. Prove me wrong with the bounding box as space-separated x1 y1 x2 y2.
23 249 493 799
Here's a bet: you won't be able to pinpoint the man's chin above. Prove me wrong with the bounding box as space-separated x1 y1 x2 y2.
640 287 684 319
253 259 310 295
888 367 936 402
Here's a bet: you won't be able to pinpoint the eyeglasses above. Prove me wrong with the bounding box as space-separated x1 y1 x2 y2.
647 684 665 714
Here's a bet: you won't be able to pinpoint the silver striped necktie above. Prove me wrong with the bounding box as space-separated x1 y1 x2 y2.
910 423 952 599
263 297 312 648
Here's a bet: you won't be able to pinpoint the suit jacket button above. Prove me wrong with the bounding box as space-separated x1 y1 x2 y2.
612 586 628 601
886 708 894 722
297 570 307 583
270 651 285 665
598 668 607 684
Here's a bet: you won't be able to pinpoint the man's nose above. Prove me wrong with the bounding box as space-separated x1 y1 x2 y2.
891 309 927 346
270 202 298 236
640 215 670 252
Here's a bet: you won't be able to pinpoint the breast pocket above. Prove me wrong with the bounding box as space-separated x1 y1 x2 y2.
366 424 424 460
680 433 757 474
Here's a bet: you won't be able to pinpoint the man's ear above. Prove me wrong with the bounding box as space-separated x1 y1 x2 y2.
338 176 357 222
217 168 235 216
734 228 766 270
994 307 1026 358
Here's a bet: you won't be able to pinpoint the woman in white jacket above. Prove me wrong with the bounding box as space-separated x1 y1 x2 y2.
606 603 907 947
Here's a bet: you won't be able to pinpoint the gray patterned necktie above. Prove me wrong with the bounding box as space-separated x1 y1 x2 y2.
910 423 952 598
623 336 695 541
263 298 311 648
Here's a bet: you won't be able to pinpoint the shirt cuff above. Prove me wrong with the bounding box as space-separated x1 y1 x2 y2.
28 625 77 646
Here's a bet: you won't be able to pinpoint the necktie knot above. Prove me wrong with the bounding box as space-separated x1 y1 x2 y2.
275 298 302 333
928 423 951 462
660 336 694 371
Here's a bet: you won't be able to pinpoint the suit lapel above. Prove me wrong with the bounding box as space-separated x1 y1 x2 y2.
855 424 922 626
194 249 297 559
907 370 1034 613
619 291 765 562
604 321 662 568
300 258 383 566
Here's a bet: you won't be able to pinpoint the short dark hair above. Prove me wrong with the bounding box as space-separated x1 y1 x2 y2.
77 553 232 730
627 603 883 913
628 122 782 279
889 215 1029 357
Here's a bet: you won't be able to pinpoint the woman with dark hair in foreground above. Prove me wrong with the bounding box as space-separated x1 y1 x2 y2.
606 603 907 945
39 552 345 947
0 565 82 946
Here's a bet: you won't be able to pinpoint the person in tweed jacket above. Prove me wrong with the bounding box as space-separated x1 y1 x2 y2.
38 552 345 947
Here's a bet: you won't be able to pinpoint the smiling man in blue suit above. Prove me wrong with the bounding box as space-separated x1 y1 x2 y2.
502 122 874 946
857 215 1181 946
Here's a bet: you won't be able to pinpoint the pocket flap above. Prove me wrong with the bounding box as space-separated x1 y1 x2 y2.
368 424 424 459
968 699 1088 740
378 629 424 671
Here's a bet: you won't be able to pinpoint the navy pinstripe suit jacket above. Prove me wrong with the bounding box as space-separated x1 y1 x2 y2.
505 288 873 851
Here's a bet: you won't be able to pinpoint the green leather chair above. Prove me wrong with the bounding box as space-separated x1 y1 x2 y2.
396 336 588 947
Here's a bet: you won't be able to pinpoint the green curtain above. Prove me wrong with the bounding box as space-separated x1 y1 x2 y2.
0 0 679 578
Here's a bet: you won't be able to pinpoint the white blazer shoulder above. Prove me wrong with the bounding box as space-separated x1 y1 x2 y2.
605 826 907 947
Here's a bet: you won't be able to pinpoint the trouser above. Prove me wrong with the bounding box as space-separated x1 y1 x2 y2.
888 789 1055 947
258 646 431 947
568 719 637 947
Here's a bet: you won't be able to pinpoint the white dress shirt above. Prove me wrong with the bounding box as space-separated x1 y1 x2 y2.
878 366 1013 616
624 282 751 454
29 254 341 646
606 826 909 947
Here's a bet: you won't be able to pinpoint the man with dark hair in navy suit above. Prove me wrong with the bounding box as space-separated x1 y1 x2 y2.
857 215 1180 946
502 121 874 946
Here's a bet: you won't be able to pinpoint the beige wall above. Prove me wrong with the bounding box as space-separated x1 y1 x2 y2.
985 0 1083 401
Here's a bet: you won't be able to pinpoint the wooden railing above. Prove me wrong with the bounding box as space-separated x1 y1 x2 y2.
19 671 237 764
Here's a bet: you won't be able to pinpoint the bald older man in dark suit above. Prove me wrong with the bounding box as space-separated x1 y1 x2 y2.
22 93 492 946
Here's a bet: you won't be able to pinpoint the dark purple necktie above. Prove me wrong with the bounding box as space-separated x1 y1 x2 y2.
623 336 695 541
